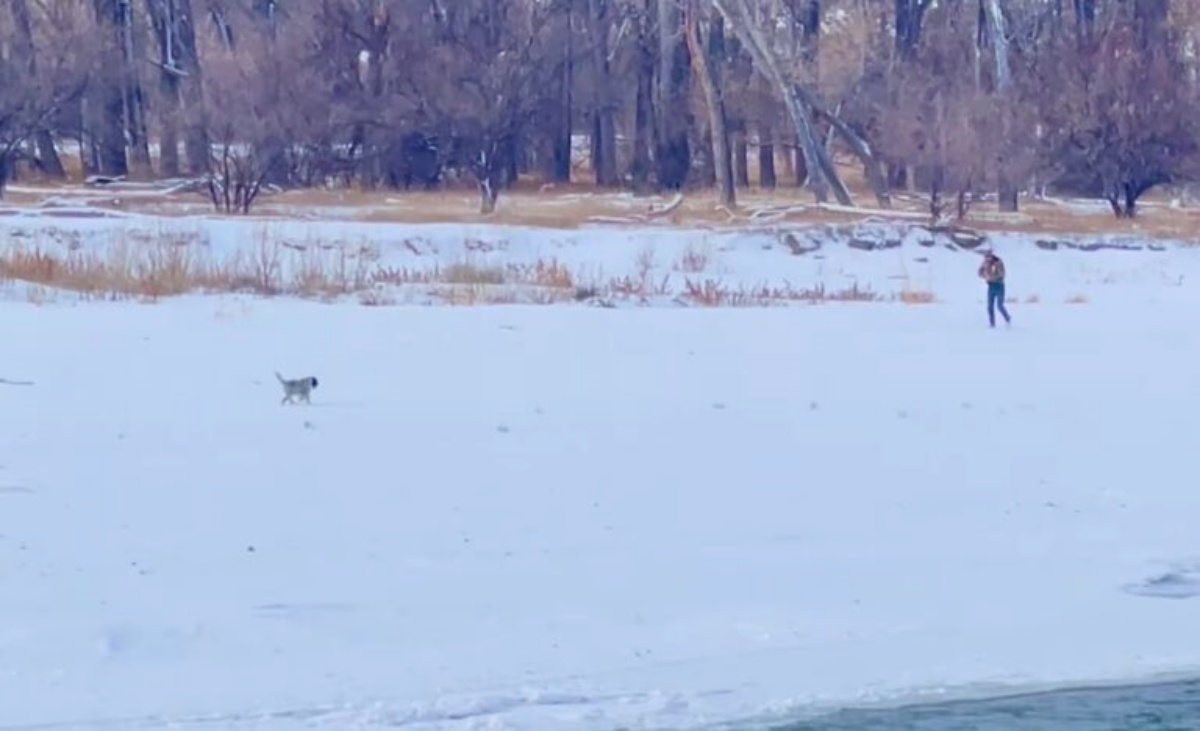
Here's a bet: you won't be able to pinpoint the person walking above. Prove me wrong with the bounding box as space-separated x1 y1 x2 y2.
978 250 1011 328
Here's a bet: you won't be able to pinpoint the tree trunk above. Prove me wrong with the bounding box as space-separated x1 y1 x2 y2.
794 143 808 186
800 0 819 73
654 0 692 190
169 0 210 175
732 125 749 188
793 85 891 207
686 2 735 207
9 0 66 179
34 133 65 178
147 0 183 177
758 122 776 189
710 0 850 205
981 0 1019 211
118 0 152 177
588 0 619 186
630 10 654 191
894 0 928 58
547 2 574 183
0 150 12 197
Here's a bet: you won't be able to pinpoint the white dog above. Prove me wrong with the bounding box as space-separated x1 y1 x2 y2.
275 372 319 405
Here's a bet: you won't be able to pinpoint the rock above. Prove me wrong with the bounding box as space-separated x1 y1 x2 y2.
1035 239 1060 251
948 230 987 249
1065 241 1143 252
931 225 987 250
781 231 820 255
848 237 877 251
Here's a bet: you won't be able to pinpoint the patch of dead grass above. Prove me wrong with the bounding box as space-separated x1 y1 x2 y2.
897 288 936 304
679 278 883 307
0 232 940 307
674 242 711 273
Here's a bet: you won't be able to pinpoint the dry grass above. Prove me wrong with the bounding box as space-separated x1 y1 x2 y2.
897 288 937 304
674 242 711 273
1066 293 1090 304
0 235 949 308
0 231 588 306
679 279 883 307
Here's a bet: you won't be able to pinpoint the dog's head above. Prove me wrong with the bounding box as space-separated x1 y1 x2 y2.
309 377 319 390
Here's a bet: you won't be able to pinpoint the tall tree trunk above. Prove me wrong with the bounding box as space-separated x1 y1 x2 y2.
148 0 183 176
686 2 735 206
654 0 692 190
588 0 619 186
87 0 129 178
117 0 152 177
173 0 210 174
981 0 1018 211
889 0 928 188
546 2 573 183
630 6 654 191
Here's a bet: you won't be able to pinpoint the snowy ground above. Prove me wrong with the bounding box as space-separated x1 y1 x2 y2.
3 216 1200 730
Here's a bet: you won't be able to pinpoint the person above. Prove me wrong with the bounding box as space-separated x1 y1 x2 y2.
978 250 1011 328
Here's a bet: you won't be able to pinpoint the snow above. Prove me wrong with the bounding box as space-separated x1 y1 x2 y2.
0 212 1192 308
3 215 1200 730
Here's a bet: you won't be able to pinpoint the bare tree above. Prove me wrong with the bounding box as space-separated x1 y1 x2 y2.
8 0 67 178
396 0 564 214
0 1 89 193
1033 5 1199 217
200 14 336 212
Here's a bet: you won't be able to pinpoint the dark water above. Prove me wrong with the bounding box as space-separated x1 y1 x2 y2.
770 679 1200 731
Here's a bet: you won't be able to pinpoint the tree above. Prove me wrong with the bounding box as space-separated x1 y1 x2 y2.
0 1 89 194
685 0 735 206
201 13 339 212
146 0 210 177
395 0 563 214
1034 8 1200 217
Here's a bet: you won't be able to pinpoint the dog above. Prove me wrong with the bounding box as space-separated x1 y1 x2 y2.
275 371 319 405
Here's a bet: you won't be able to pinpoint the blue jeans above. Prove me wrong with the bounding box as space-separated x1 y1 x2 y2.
987 281 1011 327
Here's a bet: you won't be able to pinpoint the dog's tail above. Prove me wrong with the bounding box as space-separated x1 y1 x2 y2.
275 371 286 383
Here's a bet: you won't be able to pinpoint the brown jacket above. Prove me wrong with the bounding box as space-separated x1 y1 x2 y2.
978 256 1005 284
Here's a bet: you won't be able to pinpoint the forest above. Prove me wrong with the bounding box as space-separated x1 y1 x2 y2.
0 0 1195 218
